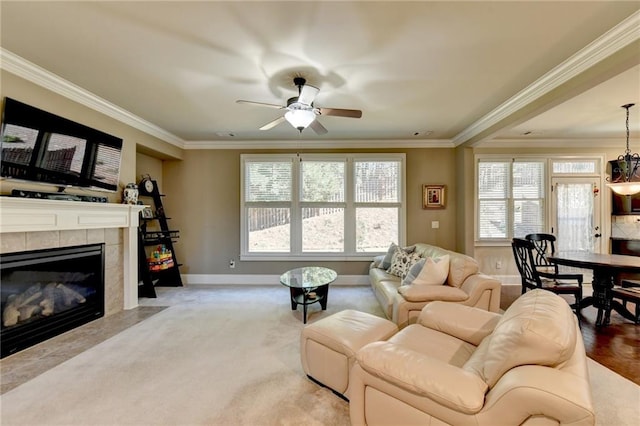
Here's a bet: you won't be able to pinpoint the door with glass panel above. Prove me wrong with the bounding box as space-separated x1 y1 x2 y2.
551 177 602 253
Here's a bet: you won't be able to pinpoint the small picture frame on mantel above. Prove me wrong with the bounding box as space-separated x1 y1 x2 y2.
423 184 446 209
141 207 154 219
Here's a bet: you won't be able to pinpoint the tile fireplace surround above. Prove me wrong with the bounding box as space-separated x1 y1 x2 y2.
0 198 145 315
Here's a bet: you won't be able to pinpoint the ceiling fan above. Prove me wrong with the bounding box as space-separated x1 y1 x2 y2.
236 77 362 134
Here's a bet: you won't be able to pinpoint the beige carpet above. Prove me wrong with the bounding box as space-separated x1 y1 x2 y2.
1 285 638 425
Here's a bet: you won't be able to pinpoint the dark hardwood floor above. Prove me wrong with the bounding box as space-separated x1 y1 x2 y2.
579 306 639 385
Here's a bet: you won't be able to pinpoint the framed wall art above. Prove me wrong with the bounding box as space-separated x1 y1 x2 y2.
423 184 446 209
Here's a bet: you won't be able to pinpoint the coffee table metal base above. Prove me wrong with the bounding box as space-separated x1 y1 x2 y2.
289 285 329 324
279 266 337 324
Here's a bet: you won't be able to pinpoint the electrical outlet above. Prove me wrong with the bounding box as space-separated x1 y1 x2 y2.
496 261 502 269
431 221 440 229
229 260 235 269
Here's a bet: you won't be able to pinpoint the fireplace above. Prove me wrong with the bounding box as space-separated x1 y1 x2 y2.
1 243 105 357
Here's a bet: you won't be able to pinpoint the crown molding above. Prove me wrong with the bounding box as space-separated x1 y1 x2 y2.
0 48 185 149
453 10 640 146
477 137 637 149
183 138 455 150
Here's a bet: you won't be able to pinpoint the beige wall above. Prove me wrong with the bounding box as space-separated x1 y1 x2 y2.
162 148 458 276
136 152 164 190
455 146 475 257
0 71 181 202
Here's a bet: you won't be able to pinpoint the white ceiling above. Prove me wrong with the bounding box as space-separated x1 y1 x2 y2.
1 1 639 148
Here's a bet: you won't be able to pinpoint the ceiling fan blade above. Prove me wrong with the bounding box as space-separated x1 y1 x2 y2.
259 116 286 130
298 84 319 106
309 119 328 135
318 108 362 119
236 100 285 109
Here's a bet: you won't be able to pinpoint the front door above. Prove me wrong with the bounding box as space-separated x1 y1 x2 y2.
551 178 602 253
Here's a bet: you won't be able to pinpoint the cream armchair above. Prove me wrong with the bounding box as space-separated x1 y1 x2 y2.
349 289 595 426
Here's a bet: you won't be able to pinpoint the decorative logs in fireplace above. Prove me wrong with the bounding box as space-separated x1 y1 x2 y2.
3 282 87 327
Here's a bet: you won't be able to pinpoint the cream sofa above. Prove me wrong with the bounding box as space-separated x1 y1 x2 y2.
349 289 595 425
370 243 501 327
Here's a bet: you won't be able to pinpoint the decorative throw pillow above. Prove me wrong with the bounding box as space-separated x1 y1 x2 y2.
380 243 416 270
386 246 421 279
372 255 385 269
401 255 450 286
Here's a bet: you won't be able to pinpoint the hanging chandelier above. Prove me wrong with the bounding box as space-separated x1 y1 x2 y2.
606 103 640 196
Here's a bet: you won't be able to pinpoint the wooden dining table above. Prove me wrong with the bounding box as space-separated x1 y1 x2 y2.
548 251 640 326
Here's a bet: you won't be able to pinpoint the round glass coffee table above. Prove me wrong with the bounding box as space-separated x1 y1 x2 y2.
280 266 337 324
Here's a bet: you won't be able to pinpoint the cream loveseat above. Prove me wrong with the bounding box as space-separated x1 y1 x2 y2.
349 289 595 425
370 243 501 327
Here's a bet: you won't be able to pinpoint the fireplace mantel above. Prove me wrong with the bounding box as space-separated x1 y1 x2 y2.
0 197 146 310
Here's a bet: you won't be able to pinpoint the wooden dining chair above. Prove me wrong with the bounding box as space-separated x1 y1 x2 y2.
525 233 558 271
609 279 640 324
609 287 640 324
512 238 583 315
525 233 585 280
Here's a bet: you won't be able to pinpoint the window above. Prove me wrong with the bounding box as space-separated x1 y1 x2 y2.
477 159 545 241
551 159 598 175
245 160 292 253
241 154 405 260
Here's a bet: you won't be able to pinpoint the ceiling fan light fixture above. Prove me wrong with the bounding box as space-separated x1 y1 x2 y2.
284 109 316 131
237 75 361 134
606 103 639 196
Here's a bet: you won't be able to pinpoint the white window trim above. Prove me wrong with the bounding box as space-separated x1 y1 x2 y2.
475 154 605 247
240 153 406 261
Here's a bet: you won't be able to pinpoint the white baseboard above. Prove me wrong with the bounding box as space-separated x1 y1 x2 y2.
491 274 594 287
492 275 522 286
183 274 593 290
182 274 369 286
